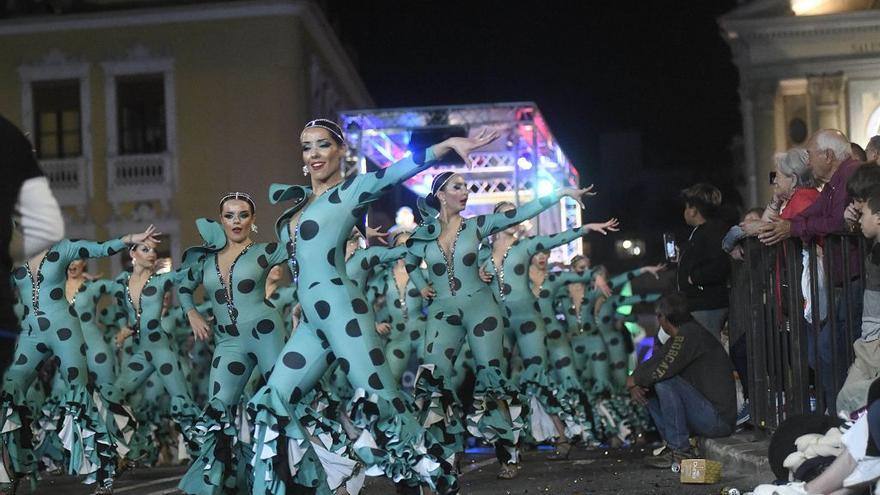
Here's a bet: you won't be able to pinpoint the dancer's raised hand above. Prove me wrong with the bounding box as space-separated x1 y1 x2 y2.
366 225 389 245
641 263 666 280
559 184 597 209
585 218 619 235
442 128 500 169
126 224 162 245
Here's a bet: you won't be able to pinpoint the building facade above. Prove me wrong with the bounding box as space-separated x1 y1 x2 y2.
721 0 880 206
0 0 372 271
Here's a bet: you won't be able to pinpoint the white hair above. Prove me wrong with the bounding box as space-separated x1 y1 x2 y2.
815 130 852 162
774 148 815 188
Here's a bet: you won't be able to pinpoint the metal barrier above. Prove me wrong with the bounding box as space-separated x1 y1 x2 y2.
730 233 865 432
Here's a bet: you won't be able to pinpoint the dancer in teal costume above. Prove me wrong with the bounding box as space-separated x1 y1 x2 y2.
1 227 159 494
483 199 615 450
248 120 496 495
176 193 292 495
104 241 200 459
404 170 592 479
383 230 426 385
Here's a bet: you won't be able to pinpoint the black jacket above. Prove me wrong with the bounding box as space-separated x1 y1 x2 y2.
677 219 730 311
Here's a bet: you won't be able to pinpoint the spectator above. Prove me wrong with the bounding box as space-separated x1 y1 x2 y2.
722 207 764 260
757 129 864 412
836 188 880 415
843 162 880 231
852 142 868 163
866 135 880 163
0 114 64 381
630 293 736 469
675 183 730 342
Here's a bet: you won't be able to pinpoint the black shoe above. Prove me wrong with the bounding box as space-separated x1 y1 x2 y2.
644 448 696 470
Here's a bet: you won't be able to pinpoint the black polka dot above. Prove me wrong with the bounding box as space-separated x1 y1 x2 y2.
46 251 60 262
283 352 306 369
56 327 72 340
299 220 319 240
238 279 256 293
213 382 221 394
148 332 161 342
513 264 525 275
142 286 158 296
227 361 246 375
345 319 362 337
315 301 331 319
146 319 160 330
38 317 51 331
144 351 152 361
256 319 275 334
49 288 64 300
67 367 79 381
160 363 174 375
13 267 26 279
129 362 144 371
338 358 350 374
369 349 385 366
367 372 384 390
80 312 92 323
431 263 446 276
214 289 227 304
520 321 537 334
351 298 368 314
328 189 341 204
462 252 477 266
15 354 27 365
393 349 405 359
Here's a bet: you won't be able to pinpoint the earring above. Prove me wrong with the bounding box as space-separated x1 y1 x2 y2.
251 224 259 233
302 165 309 176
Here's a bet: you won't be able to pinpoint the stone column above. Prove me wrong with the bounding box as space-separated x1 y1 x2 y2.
740 78 778 206
808 73 846 131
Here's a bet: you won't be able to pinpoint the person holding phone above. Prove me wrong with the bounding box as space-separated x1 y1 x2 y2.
672 183 731 343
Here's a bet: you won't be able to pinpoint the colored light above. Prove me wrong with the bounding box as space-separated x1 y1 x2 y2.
537 178 555 197
632 246 641 255
517 156 533 170
622 240 633 249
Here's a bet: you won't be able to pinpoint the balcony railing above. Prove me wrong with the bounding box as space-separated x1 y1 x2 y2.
41 157 89 209
731 234 865 432
106 153 174 208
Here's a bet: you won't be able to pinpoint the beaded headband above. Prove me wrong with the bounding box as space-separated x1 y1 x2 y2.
431 172 457 196
302 119 345 144
219 192 256 212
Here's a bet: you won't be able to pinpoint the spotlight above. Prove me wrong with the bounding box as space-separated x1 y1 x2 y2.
517 156 533 170
622 240 633 249
537 179 555 197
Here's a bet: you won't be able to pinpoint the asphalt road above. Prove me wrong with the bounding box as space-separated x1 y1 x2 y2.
28 445 765 494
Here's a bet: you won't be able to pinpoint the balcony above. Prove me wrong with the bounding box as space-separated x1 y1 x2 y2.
106 152 174 211
41 157 89 213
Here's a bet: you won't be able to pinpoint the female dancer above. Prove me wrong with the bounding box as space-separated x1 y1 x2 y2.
484 200 614 450
103 241 200 460
265 265 297 339
404 171 592 479
249 120 496 495
383 229 426 384
1 227 160 494
176 193 292 495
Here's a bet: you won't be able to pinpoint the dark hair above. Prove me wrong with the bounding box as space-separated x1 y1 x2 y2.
852 143 868 162
425 171 457 209
681 183 722 219
866 135 880 157
847 163 880 201
302 118 345 145
493 201 515 213
867 186 880 215
743 207 764 221
570 254 586 266
655 292 693 326
219 192 256 214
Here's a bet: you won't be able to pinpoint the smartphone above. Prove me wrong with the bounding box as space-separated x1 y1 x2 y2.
663 233 676 261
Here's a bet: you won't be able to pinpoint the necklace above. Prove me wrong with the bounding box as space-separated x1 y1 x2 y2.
491 240 515 300
437 220 464 296
215 242 254 324
127 271 155 333
24 254 49 313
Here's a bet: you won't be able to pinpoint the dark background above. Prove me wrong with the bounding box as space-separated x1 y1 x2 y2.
322 0 745 268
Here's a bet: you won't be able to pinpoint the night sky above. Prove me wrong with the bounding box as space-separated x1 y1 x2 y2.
324 0 742 192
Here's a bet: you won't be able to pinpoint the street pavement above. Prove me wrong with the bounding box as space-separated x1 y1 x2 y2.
28 444 767 494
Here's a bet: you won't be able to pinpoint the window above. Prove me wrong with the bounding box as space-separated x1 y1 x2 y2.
117 74 166 154
32 79 81 159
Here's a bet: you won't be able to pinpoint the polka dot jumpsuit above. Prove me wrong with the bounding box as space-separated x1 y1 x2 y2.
247 148 456 495
404 193 562 466
177 218 290 495
1 238 131 487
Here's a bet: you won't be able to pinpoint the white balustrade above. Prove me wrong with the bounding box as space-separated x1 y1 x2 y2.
106 153 174 206
41 157 88 208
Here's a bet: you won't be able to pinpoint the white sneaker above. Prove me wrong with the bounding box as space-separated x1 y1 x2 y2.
750 482 808 495
843 456 880 488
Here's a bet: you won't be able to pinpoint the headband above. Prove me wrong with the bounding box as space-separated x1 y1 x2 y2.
219 192 256 212
431 171 457 196
302 119 345 144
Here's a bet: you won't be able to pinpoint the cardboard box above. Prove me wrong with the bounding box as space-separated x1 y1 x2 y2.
679 459 722 484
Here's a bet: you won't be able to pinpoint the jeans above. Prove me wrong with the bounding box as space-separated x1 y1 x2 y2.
691 308 728 344
646 376 733 451
805 280 863 414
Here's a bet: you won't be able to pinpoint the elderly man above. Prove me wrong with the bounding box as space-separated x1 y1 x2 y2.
758 129 863 412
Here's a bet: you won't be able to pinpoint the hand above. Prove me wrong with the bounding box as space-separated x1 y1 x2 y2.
739 219 766 236
730 245 745 261
559 184 597 209
126 224 162 245
641 264 666 279
585 218 619 235
188 309 212 341
757 220 792 246
442 128 500 168
419 286 436 299
153 258 172 273
115 327 133 349
593 274 612 297
366 225 389 245
629 385 649 406
478 266 494 284
375 322 391 336
291 303 302 331
844 202 861 225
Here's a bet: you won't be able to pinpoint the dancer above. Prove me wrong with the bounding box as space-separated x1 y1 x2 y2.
1 227 160 494
383 229 426 384
484 200 615 451
404 171 593 479
176 193 292 495
249 120 498 495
